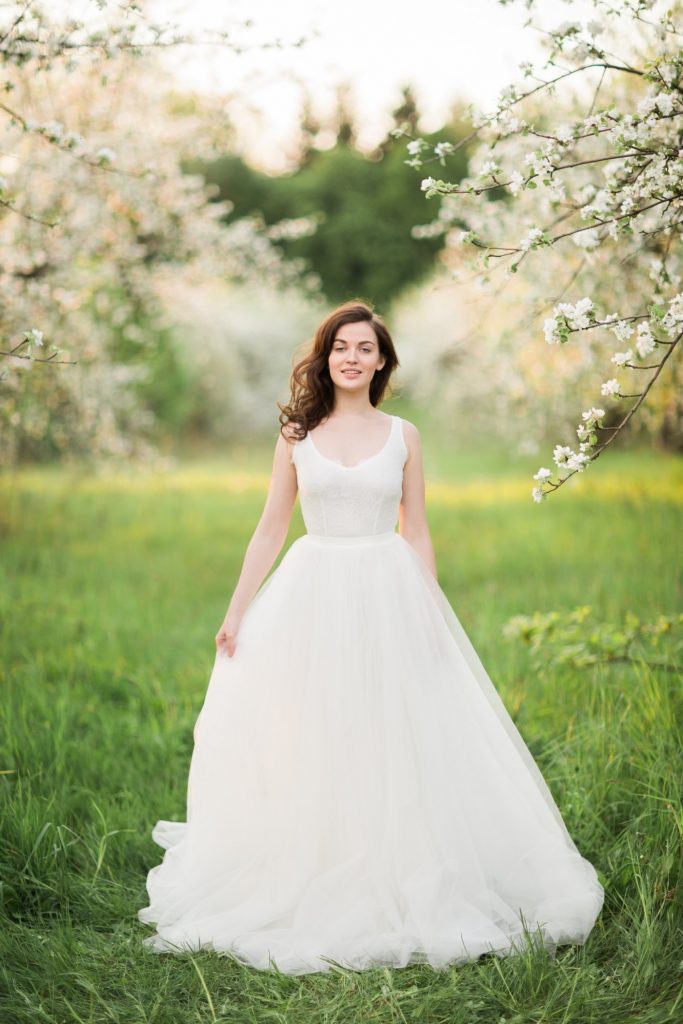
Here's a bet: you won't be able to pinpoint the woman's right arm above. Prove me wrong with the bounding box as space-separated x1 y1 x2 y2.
216 429 298 657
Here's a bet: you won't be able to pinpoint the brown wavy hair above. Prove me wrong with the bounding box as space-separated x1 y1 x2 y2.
278 299 400 441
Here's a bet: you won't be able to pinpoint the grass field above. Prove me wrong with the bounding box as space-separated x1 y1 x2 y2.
1 422 682 1024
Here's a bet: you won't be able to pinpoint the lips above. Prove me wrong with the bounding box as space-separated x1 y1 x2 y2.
343 371 361 377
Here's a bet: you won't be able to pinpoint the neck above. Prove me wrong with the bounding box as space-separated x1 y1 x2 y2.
331 391 377 417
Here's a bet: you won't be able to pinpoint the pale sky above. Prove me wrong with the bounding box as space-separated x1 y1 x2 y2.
146 0 601 172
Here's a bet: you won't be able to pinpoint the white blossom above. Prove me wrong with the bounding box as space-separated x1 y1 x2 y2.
544 317 559 344
572 227 601 250
566 451 591 471
548 178 567 202
611 350 632 366
519 226 544 250
659 61 678 85
572 41 595 61
543 296 596 343
582 188 612 218
654 92 675 116
609 319 635 343
480 160 501 177
496 109 524 136
637 94 658 117
508 171 525 196
600 378 621 397
523 151 554 176
635 322 656 358
553 444 574 466
498 84 520 105
662 292 683 336
560 297 594 329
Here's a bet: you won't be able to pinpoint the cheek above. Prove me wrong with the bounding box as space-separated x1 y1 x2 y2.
329 355 351 374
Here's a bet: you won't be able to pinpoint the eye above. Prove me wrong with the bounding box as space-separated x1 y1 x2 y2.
333 344 373 352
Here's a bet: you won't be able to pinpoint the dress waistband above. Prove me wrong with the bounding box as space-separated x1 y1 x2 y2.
303 530 399 548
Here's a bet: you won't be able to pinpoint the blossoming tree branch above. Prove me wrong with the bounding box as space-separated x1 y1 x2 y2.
0 0 317 464
394 0 682 501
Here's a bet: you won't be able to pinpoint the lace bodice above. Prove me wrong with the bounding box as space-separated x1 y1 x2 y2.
290 414 408 537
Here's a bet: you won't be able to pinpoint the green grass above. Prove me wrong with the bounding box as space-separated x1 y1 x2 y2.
1 433 682 1024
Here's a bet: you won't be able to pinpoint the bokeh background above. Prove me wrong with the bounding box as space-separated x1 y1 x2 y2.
1 2 681 1022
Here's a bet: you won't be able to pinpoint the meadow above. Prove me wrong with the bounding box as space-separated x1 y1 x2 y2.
1 410 681 1024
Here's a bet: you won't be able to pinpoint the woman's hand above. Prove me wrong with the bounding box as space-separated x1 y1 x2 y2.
215 613 241 658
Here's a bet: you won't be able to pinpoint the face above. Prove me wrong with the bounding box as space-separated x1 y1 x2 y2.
328 321 386 391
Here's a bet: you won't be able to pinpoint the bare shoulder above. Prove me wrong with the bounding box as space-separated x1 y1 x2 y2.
398 417 421 450
275 420 301 463
395 419 422 471
398 417 420 440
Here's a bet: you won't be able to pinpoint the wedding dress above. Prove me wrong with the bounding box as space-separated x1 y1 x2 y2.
138 414 604 975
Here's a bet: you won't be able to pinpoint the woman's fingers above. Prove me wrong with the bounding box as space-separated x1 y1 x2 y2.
215 626 237 657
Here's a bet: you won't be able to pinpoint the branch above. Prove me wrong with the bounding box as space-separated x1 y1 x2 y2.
542 326 682 495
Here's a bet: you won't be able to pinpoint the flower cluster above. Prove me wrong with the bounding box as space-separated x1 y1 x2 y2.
264 215 320 241
543 298 596 344
519 226 548 251
531 285 683 500
531 406 605 502
405 0 683 499
0 3 322 466
403 1 683 501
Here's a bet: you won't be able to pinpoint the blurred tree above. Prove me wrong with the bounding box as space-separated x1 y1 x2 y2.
0 2 316 467
192 84 472 311
295 97 324 169
332 82 357 148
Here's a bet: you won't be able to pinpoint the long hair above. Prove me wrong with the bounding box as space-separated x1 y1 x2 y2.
278 299 400 441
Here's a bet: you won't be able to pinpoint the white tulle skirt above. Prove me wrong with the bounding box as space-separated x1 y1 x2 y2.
138 530 604 975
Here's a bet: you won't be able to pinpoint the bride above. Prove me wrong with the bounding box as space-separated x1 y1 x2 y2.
138 298 604 975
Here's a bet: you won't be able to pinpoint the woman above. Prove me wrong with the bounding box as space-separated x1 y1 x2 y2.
138 299 604 975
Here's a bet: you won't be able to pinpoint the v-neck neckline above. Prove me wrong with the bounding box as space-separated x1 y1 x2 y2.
307 416 396 470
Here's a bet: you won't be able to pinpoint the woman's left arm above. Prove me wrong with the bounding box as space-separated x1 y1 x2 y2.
398 421 438 580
